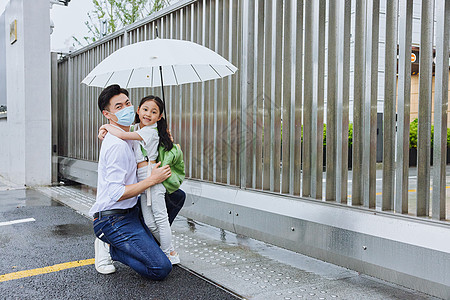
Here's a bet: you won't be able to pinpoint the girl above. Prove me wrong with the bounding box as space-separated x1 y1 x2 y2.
99 95 180 265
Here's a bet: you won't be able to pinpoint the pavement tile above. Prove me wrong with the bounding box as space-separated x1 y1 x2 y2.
33 185 439 300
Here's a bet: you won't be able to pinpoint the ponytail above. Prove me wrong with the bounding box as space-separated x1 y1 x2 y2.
134 112 140 124
157 117 173 152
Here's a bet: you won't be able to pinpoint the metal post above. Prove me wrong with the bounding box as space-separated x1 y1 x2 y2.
337 0 351 204
216 0 224 183
263 0 273 191
241 0 255 189
282 0 292 194
363 0 379 209
203 0 211 181
67 56 73 158
273 0 283 193
416 0 434 216
230 0 239 186
302 0 313 197
432 0 450 220
294 0 303 196
51 52 58 184
186 5 193 179
352 0 366 206
314 0 325 199
210 1 217 183
382 0 398 211
223 0 231 184
326 0 338 201
395 0 413 214
255 0 264 190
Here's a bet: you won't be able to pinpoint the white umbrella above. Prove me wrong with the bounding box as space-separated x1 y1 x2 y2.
82 38 238 119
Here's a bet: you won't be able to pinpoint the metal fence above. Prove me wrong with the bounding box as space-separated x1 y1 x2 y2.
56 0 449 221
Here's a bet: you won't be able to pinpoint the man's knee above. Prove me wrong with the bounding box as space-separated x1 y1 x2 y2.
148 260 172 281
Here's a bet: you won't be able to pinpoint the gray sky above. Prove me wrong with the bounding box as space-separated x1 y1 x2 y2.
0 0 94 52
49 0 95 52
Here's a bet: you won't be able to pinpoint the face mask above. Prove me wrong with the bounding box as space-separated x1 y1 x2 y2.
112 105 135 126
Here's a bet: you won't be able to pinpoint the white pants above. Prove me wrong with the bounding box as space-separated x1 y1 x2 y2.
137 165 174 255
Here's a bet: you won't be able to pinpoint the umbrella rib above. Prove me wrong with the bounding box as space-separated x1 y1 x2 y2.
172 65 179 85
190 64 202 81
125 69 134 88
87 76 96 86
104 72 115 88
209 64 223 78
225 65 236 74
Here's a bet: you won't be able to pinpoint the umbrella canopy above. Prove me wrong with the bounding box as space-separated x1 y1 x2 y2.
82 38 238 89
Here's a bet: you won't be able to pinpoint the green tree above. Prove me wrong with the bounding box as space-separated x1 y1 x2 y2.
73 0 170 47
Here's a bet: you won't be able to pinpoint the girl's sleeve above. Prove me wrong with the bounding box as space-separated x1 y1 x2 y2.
136 126 159 160
135 126 158 146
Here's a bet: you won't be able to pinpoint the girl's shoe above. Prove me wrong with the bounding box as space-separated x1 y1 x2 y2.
168 252 180 265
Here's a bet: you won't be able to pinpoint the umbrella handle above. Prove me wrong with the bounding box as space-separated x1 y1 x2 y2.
159 65 167 121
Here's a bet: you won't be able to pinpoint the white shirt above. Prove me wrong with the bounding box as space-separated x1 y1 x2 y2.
89 129 138 216
134 123 159 162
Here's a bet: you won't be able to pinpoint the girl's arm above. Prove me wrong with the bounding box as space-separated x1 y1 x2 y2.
100 124 143 141
119 162 171 200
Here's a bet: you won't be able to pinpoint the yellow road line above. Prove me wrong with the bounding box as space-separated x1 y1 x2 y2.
0 259 95 283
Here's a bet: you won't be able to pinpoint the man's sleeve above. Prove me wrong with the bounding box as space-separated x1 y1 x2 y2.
104 143 128 201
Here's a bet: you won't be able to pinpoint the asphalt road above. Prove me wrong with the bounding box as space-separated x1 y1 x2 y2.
0 189 240 300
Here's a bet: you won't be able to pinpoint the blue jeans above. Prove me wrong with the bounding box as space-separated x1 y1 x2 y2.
93 206 172 280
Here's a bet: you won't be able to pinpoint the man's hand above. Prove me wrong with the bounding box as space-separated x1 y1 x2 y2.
118 162 171 201
146 162 171 184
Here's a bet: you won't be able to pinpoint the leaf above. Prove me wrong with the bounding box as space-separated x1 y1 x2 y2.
73 0 170 48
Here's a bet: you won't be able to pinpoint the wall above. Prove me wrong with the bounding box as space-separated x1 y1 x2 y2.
0 0 51 186
0 12 6 107
409 71 450 126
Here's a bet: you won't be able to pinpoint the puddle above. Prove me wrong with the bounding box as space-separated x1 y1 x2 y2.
52 224 93 237
0 235 11 248
0 189 62 212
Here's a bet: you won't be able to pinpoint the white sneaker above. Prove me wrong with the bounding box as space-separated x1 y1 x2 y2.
167 251 180 265
94 238 116 274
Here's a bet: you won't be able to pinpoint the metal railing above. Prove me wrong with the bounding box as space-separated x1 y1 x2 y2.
56 0 450 221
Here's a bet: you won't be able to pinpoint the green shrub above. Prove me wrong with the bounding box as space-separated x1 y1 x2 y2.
348 123 353 146
408 118 447 148
298 118 448 149
410 118 418 148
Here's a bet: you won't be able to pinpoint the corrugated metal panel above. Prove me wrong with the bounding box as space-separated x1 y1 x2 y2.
56 0 448 223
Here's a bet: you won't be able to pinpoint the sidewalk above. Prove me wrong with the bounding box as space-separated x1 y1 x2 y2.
32 181 439 300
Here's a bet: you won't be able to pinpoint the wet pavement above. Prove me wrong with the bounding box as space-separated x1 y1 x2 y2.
0 188 239 300
0 177 441 299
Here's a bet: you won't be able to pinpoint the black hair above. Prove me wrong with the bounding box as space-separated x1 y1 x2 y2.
134 95 173 152
98 84 129 112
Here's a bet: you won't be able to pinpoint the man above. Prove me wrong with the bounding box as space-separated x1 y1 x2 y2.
90 84 181 280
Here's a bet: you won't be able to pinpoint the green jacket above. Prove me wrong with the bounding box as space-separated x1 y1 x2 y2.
158 144 185 194
131 125 185 194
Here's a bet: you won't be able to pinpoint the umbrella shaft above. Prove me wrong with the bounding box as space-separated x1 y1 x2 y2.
159 66 167 121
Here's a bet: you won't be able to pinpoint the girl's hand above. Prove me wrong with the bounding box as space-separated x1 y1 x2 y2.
98 129 107 140
98 124 109 140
